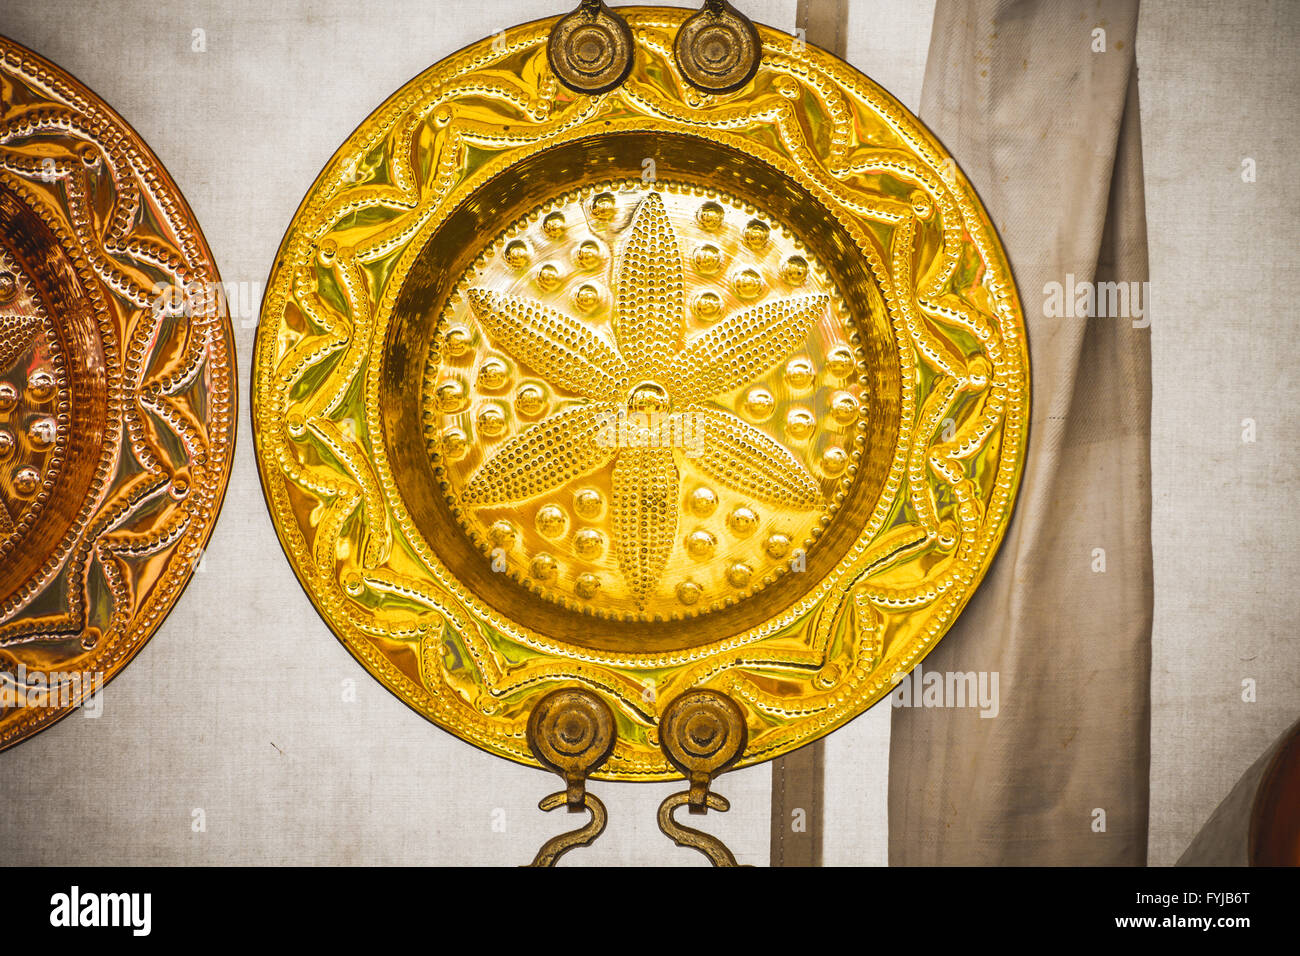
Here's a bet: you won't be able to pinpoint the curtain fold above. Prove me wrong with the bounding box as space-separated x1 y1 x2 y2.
886 0 1154 865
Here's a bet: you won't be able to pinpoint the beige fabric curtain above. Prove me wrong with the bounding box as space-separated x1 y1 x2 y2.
886 0 1154 865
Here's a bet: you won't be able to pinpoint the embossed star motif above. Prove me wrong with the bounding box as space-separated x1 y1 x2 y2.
461 191 828 606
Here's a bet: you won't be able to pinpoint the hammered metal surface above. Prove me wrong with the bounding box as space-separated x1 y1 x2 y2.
251 7 1029 779
0 38 236 749
431 182 861 620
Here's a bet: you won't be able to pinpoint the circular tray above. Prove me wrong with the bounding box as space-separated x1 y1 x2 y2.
251 7 1028 779
0 37 236 749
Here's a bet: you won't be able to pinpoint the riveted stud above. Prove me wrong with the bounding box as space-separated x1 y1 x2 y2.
547 0 634 95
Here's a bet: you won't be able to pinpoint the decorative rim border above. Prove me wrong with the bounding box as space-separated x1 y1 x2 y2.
251 8 1029 779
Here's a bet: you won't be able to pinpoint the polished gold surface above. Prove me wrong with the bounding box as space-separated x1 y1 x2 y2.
252 8 1029 779
0 37 236 749
431 182 861 621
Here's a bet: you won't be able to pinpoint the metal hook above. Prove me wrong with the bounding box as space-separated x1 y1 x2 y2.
526 790 609 867
657 790 748 867
523 687 616 866
655 688 750 866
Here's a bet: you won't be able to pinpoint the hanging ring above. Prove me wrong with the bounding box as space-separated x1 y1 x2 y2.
673 0 762 94
547 0 634 95
659 688 747 809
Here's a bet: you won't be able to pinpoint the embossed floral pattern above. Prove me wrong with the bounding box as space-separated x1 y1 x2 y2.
460 191 828 606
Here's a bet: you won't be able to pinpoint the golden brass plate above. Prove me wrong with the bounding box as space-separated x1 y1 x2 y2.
0 38 236 749
252 8 1029 779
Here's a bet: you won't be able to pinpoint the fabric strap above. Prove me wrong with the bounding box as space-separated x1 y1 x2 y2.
887 0 1153 865
767 0 849 868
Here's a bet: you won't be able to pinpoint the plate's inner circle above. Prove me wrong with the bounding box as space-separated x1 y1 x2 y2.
424 181 867 621
0 178 108 604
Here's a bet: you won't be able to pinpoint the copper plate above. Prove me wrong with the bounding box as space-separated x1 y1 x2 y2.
0 37 236 749
252 8 1029 779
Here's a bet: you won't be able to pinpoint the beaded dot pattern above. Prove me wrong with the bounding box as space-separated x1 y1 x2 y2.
0 248 65 545
425 182 865 620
